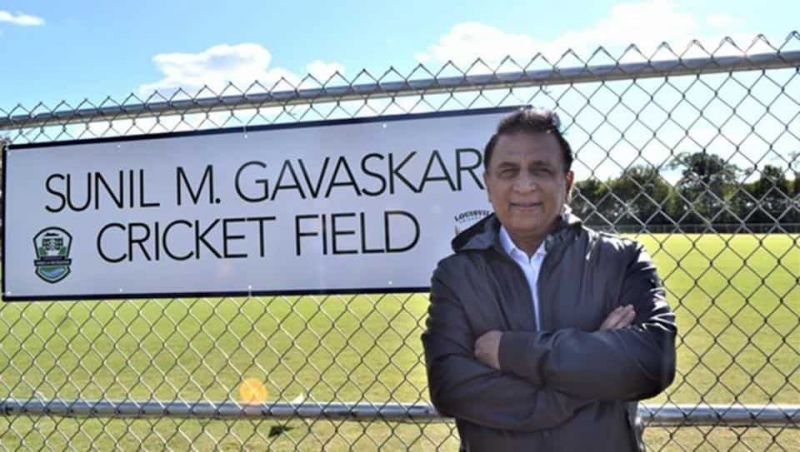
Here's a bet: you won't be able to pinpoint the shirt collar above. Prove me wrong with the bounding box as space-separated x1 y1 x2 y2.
499 226 547 259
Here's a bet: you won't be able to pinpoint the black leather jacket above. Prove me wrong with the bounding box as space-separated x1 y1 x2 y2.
422 213 677 451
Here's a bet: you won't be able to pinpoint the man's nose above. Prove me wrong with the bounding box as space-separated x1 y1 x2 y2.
513 174 538 192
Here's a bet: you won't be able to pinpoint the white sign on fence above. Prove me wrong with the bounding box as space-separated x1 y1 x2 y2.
2 108 511 300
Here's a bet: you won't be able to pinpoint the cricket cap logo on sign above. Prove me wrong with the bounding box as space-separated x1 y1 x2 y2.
33 227 73 283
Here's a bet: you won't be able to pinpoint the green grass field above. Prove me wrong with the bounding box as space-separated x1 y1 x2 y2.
1 234 798 450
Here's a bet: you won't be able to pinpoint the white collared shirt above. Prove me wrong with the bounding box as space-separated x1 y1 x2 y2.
499 226 547 331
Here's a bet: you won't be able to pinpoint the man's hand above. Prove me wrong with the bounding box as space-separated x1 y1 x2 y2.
599 304 636 331
474 330 503 369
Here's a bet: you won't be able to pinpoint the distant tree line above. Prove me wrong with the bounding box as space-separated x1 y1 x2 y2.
571 151 800 233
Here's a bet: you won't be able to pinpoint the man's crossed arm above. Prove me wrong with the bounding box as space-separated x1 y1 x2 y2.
474 304 637 369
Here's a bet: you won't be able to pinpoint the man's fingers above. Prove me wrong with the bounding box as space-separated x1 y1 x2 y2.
473 331 502 369
608 308 629 329
613 305 636 329
599 305 636 330
599 306 625 330
620 307 637 327
598 307 618 330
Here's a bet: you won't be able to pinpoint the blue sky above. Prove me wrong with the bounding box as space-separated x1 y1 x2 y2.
1 0 797 113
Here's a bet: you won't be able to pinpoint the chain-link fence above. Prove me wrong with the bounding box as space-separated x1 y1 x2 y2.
2 33 799 450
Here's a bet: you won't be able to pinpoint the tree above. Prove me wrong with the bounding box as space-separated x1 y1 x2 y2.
790 152 800 198
745 164 794 226
668 151 740 225
608 165 677 227
571 178 610 227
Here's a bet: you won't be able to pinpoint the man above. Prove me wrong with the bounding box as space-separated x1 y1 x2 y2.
422 108 676 451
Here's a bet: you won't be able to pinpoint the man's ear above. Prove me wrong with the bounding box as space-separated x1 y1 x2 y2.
483 171 491 201
565 170 575 202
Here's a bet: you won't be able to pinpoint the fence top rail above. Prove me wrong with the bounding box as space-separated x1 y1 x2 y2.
1 47 799 132
2 399 798 427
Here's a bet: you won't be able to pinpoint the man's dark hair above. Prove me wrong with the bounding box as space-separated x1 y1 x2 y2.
483 108 574 172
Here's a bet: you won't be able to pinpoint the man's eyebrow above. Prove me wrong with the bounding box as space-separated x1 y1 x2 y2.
529 160 556 168
495 161 520 168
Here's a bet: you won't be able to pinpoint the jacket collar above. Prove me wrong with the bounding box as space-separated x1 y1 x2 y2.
451 208 583 254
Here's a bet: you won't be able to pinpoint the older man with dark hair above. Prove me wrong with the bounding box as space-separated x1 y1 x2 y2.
422 108 676 451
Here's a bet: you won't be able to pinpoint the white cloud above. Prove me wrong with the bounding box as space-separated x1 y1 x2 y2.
416 0 749 67
706 14 741 29
555 0 698 54
0 10 44 26
306 60 345 81
416 22 539 66
139 43 346 96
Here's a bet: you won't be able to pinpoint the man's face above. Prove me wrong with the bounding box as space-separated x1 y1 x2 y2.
483 132 574 244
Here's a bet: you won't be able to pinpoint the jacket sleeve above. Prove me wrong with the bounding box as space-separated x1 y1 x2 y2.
498 243 677 401
422 260 591 431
